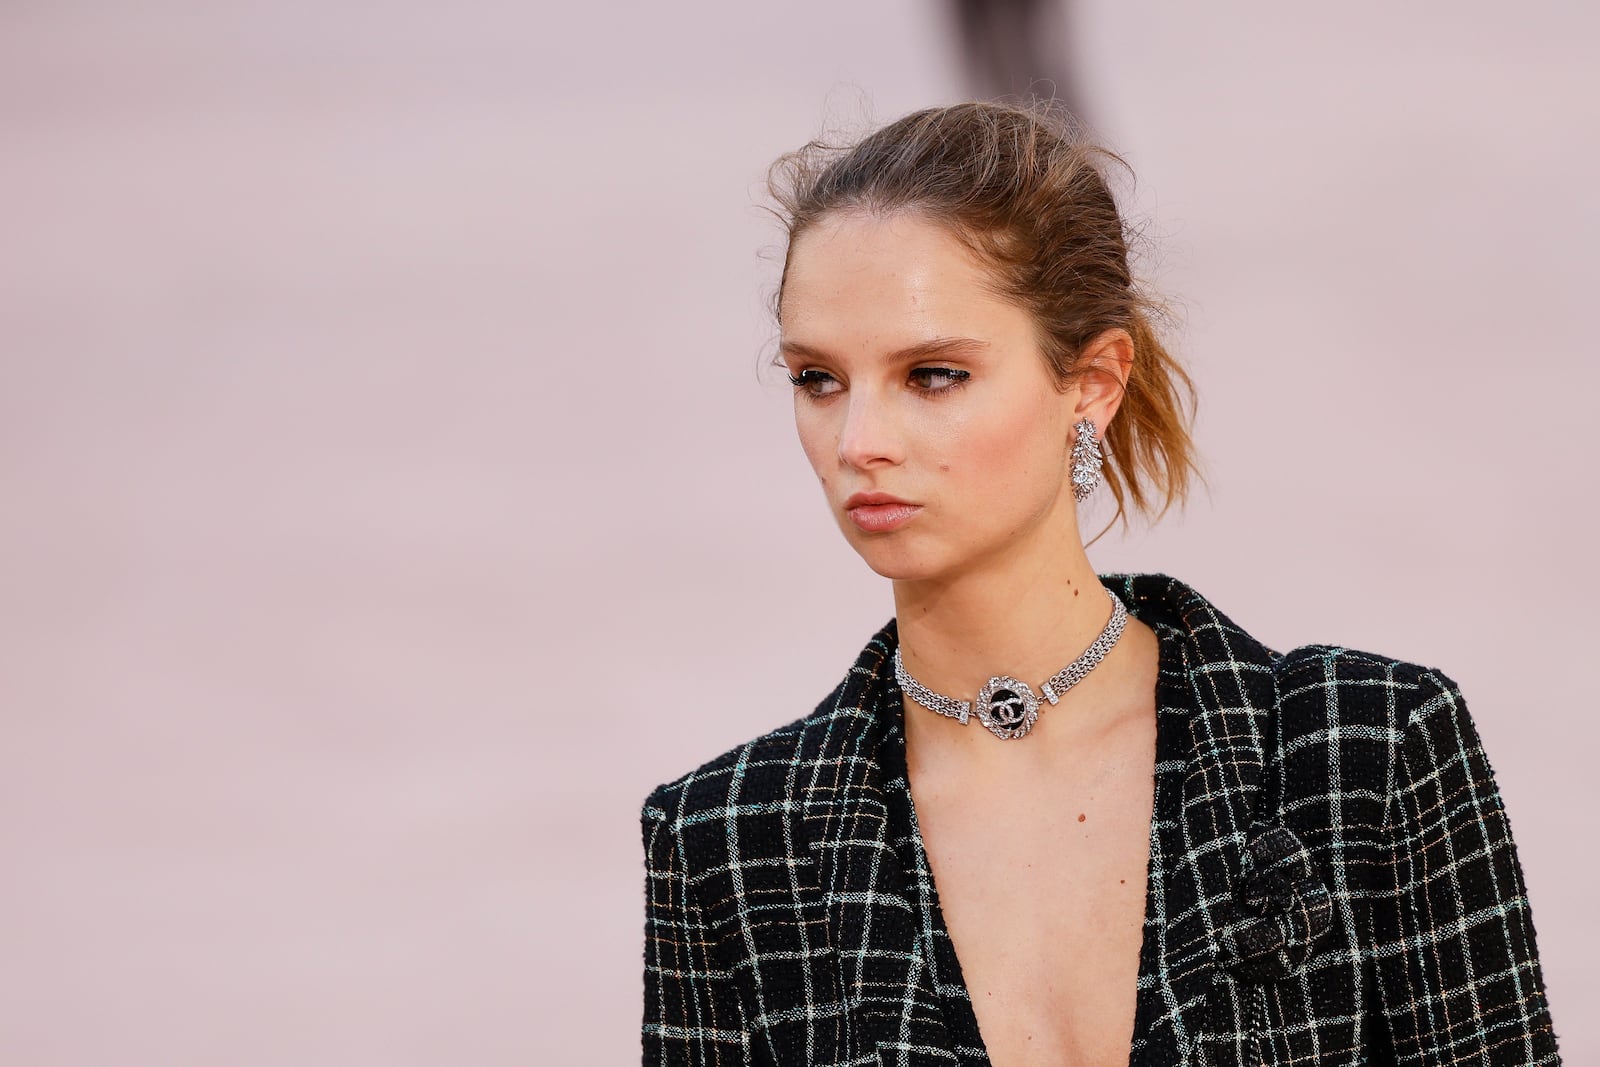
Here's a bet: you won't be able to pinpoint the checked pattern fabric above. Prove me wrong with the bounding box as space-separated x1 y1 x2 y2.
641 572 1561 1066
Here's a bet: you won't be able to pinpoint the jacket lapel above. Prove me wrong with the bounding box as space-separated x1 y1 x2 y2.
1105 573 1281 1065
792 618 957 1064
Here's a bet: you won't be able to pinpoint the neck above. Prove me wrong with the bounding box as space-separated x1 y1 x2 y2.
891 514 1133 765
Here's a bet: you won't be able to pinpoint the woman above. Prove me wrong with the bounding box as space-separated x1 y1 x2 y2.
640 102 1561 1066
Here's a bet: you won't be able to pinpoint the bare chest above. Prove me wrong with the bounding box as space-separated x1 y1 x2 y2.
910 737 1157 1067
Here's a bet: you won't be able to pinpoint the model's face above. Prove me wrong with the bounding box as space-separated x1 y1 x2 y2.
778 209 1083 580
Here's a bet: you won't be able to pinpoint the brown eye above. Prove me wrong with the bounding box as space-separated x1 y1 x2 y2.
910 367 971 392
787 369 840 397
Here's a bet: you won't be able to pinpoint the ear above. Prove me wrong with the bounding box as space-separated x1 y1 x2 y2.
1072 328 1135 433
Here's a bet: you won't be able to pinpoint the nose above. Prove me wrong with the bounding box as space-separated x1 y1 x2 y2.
836 387 903 470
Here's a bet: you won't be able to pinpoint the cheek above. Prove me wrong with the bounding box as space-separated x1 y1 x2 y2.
936 396 1061 490
794 408 835 477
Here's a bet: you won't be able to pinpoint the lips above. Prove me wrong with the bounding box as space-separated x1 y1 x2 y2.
844 491 915 509
843 492 922 533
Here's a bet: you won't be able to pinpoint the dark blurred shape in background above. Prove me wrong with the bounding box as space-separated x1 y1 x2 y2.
944 0 1086 118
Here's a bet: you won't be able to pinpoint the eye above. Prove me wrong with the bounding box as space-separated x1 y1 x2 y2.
911 366 971 392
787 369 840 397
786 365 973 400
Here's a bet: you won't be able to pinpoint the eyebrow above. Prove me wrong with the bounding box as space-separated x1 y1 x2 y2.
778 336 991 365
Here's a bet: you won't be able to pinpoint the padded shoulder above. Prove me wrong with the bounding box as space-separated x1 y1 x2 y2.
1271 642 1443 740
640 677 845 828
1257 643 1463 835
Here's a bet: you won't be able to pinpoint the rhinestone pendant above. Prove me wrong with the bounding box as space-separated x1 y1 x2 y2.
974 675 1042 740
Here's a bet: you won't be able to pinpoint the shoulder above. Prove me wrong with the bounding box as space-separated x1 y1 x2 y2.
642 615 899 830
636 675 862 891
1272 641 1468 735
1269 643 1482 814
639 678 845 831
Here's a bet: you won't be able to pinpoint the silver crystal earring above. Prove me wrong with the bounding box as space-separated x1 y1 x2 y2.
1070 417 1103 502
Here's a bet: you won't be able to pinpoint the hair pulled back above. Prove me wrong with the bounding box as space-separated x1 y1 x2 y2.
765 100 1203 536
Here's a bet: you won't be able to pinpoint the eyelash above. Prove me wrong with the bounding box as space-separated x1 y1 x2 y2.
785 367 972 399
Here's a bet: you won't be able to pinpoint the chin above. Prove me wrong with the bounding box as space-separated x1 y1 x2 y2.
849 539 951 582
862 560 931 581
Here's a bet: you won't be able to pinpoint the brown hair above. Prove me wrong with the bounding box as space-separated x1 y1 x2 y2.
764 100 1204 540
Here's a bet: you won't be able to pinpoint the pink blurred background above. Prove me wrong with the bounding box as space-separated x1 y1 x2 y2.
2 2 1594 1063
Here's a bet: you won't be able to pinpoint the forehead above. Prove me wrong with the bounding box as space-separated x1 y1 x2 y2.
779 210 1025 347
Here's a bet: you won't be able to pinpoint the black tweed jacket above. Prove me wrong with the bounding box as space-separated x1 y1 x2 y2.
641 573 1560 1066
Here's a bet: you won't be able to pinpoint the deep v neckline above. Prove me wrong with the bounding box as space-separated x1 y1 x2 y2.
880 619 1187 1067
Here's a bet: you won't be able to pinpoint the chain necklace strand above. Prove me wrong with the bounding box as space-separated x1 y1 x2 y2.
892 586 1130 740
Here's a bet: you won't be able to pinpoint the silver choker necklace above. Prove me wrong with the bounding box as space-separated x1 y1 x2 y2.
892 586 1130 740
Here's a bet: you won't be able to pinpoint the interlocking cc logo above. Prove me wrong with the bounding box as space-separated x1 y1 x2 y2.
988 688 1029 726
974 675 1042 740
